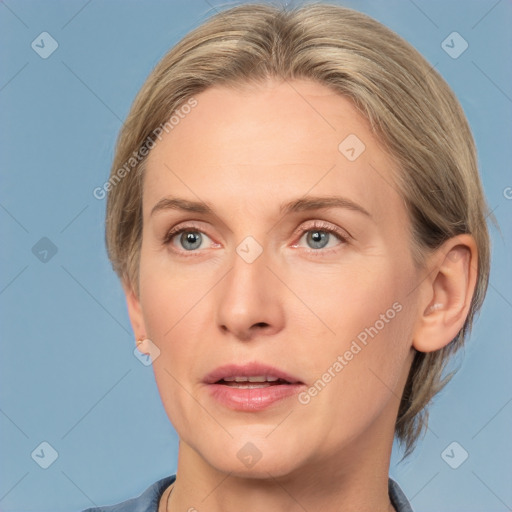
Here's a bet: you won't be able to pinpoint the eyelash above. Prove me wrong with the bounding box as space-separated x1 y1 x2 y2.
292 221 349 255
162 220 350 256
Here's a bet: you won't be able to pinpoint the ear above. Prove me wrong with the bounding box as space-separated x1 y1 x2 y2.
122 279 148 352
412 234 478 353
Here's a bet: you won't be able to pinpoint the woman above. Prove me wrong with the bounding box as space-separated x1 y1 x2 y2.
86 2 491 511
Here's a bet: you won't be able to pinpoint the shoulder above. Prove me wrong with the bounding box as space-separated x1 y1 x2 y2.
81 474 176 512
389 477 414 512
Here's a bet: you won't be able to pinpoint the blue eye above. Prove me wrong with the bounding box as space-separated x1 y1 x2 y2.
296 225 348 252
166 229 214 251
305 230 331 249
178 231 203 251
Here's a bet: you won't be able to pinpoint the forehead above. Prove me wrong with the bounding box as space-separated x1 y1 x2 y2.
143 79 404 227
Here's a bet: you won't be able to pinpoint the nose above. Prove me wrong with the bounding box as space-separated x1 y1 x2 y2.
215 243 285 342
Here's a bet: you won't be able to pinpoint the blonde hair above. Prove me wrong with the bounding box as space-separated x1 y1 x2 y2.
105 2 492 456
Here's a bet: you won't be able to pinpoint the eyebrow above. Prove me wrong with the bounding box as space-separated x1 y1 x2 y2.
280 196 371 217
150 195 371 218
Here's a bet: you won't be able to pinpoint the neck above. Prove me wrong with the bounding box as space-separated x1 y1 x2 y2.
164 419 397 512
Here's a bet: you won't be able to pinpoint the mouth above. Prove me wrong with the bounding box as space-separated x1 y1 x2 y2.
203 362 302 386
215 376 294 388
203 363 305 411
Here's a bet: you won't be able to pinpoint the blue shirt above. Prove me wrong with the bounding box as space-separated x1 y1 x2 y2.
83 474 413 512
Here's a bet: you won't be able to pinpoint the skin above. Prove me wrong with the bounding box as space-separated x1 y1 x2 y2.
124 78 478 512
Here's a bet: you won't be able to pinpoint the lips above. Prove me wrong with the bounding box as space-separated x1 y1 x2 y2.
203 362 305 411
203 362 302 385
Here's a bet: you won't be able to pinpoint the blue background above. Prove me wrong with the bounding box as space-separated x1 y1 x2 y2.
1 1 511 511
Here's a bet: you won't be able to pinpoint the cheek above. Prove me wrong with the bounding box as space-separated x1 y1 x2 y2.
138 265 210 432
286 256 409 344
138 255 220 392
138 252 210 343
291 257 415 395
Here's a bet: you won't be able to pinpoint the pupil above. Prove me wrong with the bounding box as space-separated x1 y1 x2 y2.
309 230 328 249
182 231 201 250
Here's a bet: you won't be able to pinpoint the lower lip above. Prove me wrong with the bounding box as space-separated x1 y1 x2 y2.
206 382 305 411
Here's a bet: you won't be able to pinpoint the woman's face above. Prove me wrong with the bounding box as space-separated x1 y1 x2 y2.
129 78 422 477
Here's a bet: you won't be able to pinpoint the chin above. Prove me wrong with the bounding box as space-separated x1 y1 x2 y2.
194 434 310 480
211 455 302 480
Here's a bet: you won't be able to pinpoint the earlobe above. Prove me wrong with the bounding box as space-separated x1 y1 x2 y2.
412 234 478 353
122 280 147 342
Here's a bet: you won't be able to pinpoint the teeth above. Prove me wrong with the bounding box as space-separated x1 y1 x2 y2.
231 383 271 389
222 376 280 383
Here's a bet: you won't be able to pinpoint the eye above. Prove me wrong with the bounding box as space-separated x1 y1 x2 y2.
302 230 335 250
175 230 206 251
293 221 349 252
163 224 216 253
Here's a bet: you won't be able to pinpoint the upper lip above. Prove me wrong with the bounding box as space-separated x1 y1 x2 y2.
203 362 303 384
